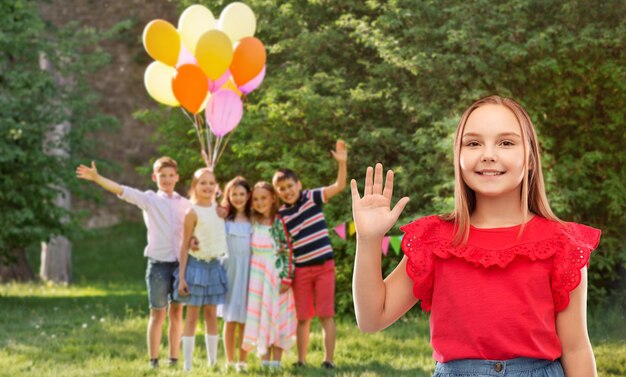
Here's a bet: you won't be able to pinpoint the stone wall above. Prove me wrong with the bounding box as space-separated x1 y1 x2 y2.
39 0 179 227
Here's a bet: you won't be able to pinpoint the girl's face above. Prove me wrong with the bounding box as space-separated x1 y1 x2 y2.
229 185 250 213
194 172 218 201
459 104 526 199
252 188 274 217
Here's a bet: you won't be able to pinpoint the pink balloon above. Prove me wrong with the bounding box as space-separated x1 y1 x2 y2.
238 66 265 95
176 44 197 68
206 90 243 137
208 70 230 93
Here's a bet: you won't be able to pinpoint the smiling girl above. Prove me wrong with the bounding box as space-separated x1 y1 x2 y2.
242 182 296 370
219 176 253 372
175 168 228 371
352 96 600 377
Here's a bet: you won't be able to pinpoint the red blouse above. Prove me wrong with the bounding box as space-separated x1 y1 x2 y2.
400 215 601 363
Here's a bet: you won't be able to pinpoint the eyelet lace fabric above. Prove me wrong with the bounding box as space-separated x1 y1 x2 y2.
400 216 600 313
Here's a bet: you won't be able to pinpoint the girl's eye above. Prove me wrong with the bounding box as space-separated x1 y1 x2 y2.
465 141 480 147
500 140 515 146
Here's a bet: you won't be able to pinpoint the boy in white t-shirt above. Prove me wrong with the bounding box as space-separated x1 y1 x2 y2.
77 157 191 368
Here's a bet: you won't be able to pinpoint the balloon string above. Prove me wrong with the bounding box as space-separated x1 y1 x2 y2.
213 135 221 167
205 115 215 169
193 112 207 159
214 131 234 167
181 108 206 156
204 116 213 169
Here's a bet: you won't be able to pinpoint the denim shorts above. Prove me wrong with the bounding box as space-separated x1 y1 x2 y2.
145 259 179 309
434 358 564 377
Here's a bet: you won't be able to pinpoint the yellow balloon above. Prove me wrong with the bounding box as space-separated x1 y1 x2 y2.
218 2 256 43
221 79 242 97
143 20 180 66
195 30 233 80
144 61 179 107
178 4 216 55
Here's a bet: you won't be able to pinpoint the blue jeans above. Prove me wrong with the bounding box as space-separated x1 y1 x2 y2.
145 259 179 309
434 358 564 377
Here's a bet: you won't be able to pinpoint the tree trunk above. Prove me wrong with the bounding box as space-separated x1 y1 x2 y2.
0 248 35 283
40 236 72 283
39 52 72 284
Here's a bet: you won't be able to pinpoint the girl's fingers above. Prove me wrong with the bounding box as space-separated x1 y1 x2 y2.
382 170 394 199
391 196 410 219
373 163 384 195
350 179 361 202
91 161 96 170
364 166 374 195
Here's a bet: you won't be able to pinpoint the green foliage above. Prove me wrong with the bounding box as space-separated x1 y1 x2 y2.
0 1 118 258
143 0 626 309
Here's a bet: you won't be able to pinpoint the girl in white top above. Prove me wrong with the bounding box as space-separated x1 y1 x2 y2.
175 168 228 371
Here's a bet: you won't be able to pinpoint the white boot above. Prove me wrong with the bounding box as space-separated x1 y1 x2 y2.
205 334 219 366
182 336 195 372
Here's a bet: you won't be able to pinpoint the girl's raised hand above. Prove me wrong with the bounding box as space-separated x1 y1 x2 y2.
76 161 99 181
351 163 409 239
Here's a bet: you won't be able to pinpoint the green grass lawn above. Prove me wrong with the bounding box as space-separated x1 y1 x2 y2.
1 222 624 376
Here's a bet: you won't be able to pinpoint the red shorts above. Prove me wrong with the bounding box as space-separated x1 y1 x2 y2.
293 259 335 320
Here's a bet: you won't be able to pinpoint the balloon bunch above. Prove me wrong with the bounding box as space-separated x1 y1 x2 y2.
142 2 266 169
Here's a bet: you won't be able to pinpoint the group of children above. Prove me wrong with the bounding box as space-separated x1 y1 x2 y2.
77 95 602 377
76 140 347 372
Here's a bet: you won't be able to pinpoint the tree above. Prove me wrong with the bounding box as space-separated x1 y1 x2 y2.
0 1 117 282
143 0 625 311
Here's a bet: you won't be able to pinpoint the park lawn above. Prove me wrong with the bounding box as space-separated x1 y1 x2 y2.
0 222 624 377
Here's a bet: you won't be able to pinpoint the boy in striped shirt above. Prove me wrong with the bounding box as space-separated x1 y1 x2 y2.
272 140 347 369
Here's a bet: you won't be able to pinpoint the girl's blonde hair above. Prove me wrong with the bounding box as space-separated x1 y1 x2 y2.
221 176 252 220
188 168 217 203
251 181 279 223
442 95 560 244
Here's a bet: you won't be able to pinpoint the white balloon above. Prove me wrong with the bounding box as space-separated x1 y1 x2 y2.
144 61 179 107
218 2 256 43
178 4 216 54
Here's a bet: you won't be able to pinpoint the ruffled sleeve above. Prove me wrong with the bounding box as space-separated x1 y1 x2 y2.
551 222 601 312
400 215 447 312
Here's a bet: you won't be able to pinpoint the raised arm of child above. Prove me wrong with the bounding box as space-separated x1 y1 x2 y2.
76 161 123 196
351 163 415 333
322 140 348 202
556 267 597 377
178 209 198 297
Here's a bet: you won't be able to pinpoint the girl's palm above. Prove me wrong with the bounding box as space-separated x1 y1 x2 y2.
351 164 409 238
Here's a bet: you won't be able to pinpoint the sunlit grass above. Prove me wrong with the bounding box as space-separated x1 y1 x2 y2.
1 222 624 376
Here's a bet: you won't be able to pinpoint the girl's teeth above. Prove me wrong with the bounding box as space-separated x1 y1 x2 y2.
481 171 502 176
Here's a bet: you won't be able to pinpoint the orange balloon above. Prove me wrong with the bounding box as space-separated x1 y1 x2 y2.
172 64 209 114
230 37 266 87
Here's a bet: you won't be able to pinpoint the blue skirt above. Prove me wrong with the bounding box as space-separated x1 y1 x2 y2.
434 358 564 377
173 256 227 306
